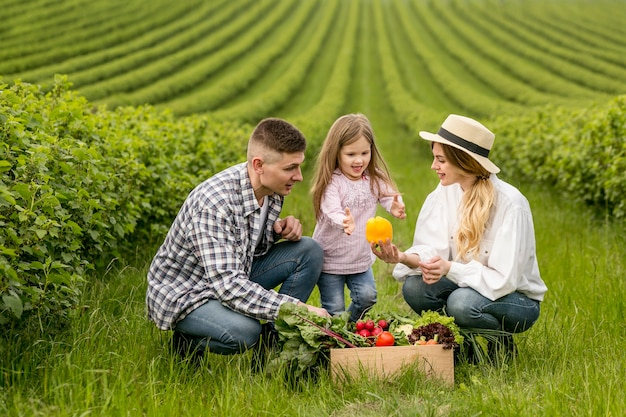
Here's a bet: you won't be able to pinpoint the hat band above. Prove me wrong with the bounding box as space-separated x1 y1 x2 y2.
438 127 490 157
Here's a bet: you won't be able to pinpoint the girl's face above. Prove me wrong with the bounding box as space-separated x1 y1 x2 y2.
339 136 371 181
431 142 474 190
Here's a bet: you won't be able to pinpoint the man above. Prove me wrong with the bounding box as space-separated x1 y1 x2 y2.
147 118 328 357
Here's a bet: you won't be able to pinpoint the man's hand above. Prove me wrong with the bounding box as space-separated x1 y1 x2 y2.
298 302 331 318
273 215 302 241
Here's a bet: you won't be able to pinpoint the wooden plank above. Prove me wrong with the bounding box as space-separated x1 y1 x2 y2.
329 345 454 386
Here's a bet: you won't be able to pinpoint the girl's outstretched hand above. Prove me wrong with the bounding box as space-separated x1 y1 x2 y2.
343 207 355 235
391 194 406 219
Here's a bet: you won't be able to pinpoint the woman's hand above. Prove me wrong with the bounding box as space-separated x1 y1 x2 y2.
418 255 451 284
370 239 402 263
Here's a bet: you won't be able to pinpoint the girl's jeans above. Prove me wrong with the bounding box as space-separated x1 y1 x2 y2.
402 275 540 333
317 268 377 322
174 237 323 354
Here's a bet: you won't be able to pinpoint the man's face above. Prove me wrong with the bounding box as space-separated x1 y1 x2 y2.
259 152 305 197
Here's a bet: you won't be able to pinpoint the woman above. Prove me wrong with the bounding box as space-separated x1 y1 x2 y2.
372 114 547 356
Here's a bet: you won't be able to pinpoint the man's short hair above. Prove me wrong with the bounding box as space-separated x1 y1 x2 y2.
247 118 306 162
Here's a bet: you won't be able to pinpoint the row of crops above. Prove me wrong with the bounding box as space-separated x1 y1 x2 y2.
2 0 626 128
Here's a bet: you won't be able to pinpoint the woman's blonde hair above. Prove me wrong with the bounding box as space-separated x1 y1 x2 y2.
311 114 398 220
438 143 495 262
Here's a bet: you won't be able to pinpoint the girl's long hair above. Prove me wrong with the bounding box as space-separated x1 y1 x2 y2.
438 143 495 262
311 114 398 220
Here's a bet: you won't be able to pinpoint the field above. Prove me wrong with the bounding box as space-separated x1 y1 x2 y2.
1 0 626 416
4 0 626 130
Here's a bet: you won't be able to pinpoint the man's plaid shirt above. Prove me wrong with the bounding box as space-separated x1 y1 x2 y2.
146 162 299 330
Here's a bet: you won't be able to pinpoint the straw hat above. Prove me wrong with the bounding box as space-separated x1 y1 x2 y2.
419 114 500 173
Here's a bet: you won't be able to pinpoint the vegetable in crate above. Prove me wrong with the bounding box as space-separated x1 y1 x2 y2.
408 310 464 348
268 303 369 377
408 322 457 348
375 331 395 347
352 314 411 346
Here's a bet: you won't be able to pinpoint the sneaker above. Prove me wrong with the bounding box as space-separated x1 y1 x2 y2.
251 323 279 373
454 340 479 365
260 322 279 350
171 331 205 363
487 334 517 363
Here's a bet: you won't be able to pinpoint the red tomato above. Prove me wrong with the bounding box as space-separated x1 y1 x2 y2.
375 331 395 347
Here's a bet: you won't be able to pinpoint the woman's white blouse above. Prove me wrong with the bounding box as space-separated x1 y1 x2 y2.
393 175 547 302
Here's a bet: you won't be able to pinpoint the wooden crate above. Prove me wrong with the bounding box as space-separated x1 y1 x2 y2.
329 344 454 386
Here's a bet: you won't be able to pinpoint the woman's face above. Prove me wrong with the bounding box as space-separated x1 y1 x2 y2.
339 136 371 181
431 142 474 189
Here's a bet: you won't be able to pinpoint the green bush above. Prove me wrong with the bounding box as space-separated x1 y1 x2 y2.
0 76 248 328
491 95 626 219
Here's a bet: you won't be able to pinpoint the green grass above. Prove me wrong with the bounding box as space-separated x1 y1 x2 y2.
2 170 624 416
2 0 626 415
3 133 625 416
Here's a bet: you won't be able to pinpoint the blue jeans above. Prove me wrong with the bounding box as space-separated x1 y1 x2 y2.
174 237 323 355
402 275 540 333
317 268 377 322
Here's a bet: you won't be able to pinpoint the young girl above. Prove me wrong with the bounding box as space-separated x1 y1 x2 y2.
311 113 406 322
